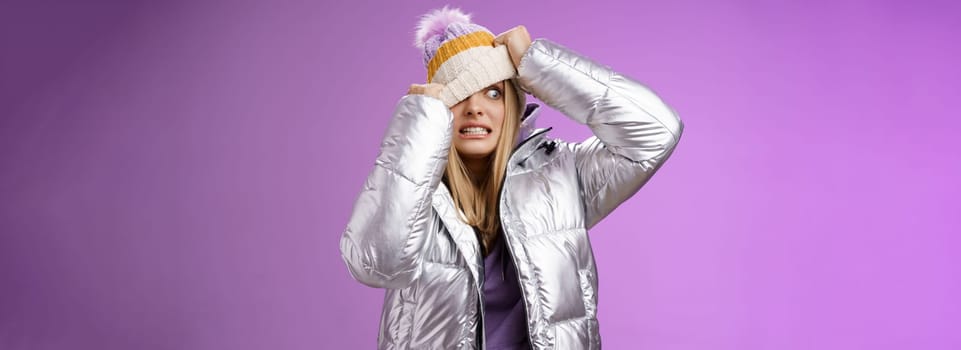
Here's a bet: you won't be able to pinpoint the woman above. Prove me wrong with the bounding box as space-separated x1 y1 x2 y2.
340 7 683 350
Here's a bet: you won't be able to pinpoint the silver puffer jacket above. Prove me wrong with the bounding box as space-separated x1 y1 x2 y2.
341 39 683 349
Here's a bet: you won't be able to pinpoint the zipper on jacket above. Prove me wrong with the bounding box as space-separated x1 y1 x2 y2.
498 184 536 348
476 127 550 349
487 127 552 348
476 244 487 350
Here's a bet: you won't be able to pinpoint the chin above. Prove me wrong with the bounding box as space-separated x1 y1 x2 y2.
456 145 496 159
458 150 495 159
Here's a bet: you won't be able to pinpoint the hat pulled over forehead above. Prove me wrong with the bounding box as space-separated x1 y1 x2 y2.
414 7 517 107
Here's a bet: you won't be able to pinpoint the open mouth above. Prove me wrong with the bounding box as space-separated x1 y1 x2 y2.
459 126 491 136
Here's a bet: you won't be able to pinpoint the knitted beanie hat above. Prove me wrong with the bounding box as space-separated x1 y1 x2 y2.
414 7 519 108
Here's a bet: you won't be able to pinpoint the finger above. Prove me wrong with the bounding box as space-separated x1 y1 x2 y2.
493 30 511 45
515 25 527 35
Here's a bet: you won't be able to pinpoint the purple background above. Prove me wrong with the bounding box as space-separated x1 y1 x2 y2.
1 0 959 349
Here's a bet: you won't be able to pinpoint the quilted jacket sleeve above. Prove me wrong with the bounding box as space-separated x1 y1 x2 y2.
340 94 452 289
516 39 684 229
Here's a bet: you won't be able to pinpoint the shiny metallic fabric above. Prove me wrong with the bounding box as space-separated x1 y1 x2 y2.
341 39 684 349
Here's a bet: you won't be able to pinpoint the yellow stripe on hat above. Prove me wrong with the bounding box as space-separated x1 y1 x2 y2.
427 31 496 82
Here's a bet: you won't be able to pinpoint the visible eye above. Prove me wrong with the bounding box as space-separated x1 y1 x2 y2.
485 88 502 99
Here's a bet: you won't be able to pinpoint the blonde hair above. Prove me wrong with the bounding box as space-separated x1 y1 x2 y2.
444 79 525 255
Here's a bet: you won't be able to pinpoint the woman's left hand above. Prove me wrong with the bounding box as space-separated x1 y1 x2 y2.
494 25 532 69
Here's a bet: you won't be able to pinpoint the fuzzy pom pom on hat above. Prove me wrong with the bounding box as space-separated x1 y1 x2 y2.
414 7 519 108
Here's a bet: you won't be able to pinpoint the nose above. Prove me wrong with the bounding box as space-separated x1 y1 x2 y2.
463 94 484 117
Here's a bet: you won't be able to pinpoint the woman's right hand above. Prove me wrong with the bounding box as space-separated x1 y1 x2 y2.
407 83 444 99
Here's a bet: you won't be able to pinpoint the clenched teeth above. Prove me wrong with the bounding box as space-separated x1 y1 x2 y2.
460 127 490 135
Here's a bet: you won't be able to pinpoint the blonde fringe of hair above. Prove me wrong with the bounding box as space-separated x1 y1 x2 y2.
444 79 523 255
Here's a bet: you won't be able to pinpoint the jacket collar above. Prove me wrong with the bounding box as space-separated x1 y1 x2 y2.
431 182 483 286
510 103 552 170
516 103 541 145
